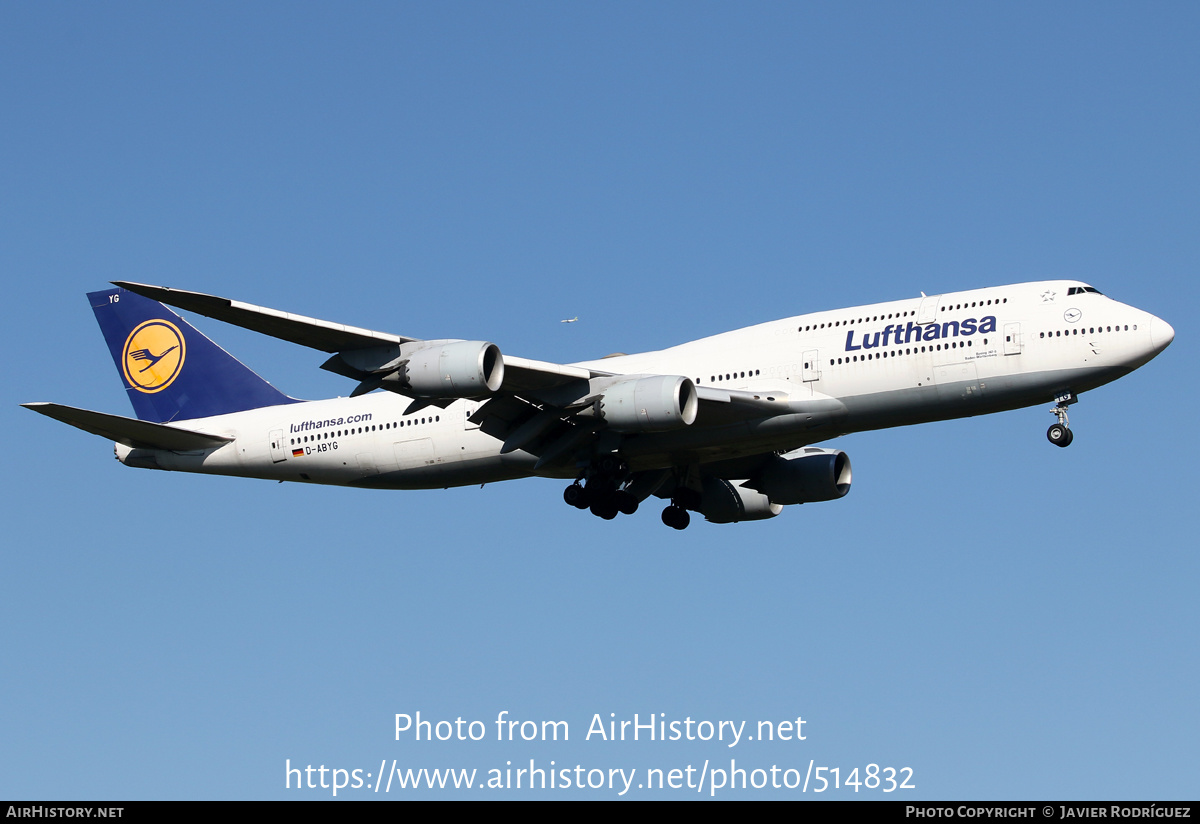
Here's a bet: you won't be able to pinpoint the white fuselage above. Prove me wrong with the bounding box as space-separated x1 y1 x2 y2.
117 281 1172 489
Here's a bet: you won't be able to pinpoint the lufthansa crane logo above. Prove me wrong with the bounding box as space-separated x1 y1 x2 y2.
122 320 186 393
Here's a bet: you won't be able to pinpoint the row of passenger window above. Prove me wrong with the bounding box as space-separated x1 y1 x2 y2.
290 415 442 446
1040 324 1135 339
801 310 916 332
941 298 1007 311
704 369 761 383
797 297 1008 333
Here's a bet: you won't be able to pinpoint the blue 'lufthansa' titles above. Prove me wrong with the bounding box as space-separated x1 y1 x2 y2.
845 316 997 351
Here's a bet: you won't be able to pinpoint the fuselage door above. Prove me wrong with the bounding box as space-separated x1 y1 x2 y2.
918 295 940 325
802 350 821 382
1004 322 1022 355
464 401 481 431
269 429 287 463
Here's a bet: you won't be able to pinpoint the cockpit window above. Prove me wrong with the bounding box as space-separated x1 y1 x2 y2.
1067 286 1104 296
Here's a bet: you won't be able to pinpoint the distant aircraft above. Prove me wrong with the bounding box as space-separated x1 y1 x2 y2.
25 281 1173 529
561 317 578 323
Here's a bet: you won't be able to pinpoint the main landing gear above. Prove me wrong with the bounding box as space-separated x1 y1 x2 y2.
564 459 698 529
1046 392 1076 448
661 505 690 530
563 482 639 520
563 456 639 521
660 487 700 531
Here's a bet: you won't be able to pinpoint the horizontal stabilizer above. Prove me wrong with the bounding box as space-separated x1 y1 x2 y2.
22 403 233 451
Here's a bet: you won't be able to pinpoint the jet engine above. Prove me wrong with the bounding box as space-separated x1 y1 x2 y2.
595 375 698 433
331 339 505 399
748 447 852 505
698 478 782 524
401 340 504 397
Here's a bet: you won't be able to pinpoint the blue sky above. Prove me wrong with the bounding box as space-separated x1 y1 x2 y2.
2 2 1197 799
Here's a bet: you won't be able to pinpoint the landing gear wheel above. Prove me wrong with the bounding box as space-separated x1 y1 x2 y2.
563 483 589 508
614 490 639 516
1047 423 1072 447
1048 393 1076 448
590 499 619 520
661 505 690 530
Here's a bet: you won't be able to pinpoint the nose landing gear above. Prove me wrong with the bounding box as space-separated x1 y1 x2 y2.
1047 423 1073 447
1047 392 1076 447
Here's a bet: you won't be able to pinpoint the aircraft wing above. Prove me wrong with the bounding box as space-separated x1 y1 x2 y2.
22 403 233 451
113 281 601 394
113 281 416 352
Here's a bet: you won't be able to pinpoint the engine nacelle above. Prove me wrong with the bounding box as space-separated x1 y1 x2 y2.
752 447 852 505
597 375 698 433
401 340 504 398
699 478 783 524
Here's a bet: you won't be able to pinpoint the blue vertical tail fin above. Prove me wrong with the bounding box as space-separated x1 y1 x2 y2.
89 286 299 423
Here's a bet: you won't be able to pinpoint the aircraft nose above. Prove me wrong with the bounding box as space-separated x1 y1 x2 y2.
1150 316 1175 351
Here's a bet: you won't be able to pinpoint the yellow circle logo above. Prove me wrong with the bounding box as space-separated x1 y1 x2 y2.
122 320 186 393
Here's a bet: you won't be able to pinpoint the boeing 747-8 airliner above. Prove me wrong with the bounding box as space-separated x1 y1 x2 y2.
24 281 1173 529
